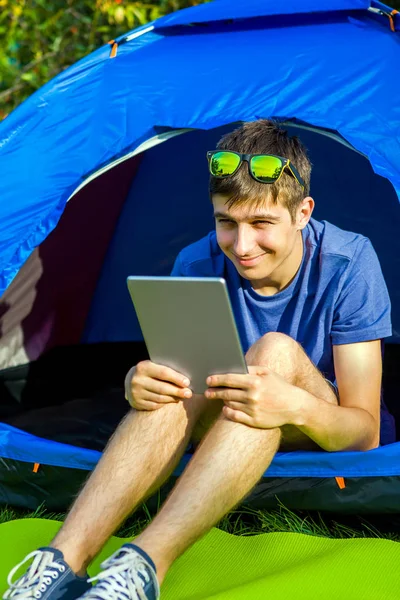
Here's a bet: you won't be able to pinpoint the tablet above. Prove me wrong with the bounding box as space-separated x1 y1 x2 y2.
126 276 248 394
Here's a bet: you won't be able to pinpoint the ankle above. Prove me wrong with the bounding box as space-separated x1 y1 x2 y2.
132 539 171 586
51 541 91 576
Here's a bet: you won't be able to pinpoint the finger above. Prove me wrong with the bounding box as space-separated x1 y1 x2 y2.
141 390 183 404
204 388 246 402
222 405 254 426
139 376 192 400
224 400 252 413
136 360 190 388
129 390 181 410
131 399 166 411
206 373 251 389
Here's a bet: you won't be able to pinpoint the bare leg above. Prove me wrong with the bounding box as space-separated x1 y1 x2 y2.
134 413 281 583
51 395 213 574
133 332 338 582
246 332 338 450
52 332 336 583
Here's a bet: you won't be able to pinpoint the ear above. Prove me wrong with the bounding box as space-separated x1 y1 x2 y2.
296 196 314 230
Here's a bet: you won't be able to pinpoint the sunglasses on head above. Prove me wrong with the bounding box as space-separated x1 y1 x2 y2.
207 150 305 189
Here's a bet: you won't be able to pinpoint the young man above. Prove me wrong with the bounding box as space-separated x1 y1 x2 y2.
4 120 392 600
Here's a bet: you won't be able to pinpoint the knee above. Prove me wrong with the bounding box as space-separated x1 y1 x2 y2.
191 399 224 445
127 396 199 424
246 332 300 372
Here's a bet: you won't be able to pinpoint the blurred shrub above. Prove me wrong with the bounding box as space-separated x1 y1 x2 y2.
1 0 399 120
0 0 208 119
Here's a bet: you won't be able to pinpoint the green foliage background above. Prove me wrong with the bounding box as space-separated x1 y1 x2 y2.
1 0 399 121
0 0 209 119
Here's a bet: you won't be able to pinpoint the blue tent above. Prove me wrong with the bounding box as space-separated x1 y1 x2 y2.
0 0 400 512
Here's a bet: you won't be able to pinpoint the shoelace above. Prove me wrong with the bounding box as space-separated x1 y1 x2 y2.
85 547 159 600
4 550 66 600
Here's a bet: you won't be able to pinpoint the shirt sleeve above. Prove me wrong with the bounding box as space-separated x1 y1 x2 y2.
169 232 225 277
170 253 185 276
331 238 392 345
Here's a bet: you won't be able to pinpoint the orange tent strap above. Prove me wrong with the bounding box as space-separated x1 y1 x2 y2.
109 42 118 59
389 10 398 32
33 463 40 473
335 476 346 490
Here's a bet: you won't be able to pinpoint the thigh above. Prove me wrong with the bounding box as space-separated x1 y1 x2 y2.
248 333 337 403
279 424 323 451
280 368 339 451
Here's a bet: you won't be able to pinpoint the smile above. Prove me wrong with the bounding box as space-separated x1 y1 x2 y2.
234 254 266 267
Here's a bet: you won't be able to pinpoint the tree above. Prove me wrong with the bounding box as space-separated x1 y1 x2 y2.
0 0 209 119
1 0 399 121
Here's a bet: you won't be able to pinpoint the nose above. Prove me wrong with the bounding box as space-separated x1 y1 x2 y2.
233 225 256 257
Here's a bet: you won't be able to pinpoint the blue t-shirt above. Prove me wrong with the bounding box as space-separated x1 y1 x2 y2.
171 217 392 388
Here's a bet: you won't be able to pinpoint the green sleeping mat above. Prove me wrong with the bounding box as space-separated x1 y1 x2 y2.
1 519 400 599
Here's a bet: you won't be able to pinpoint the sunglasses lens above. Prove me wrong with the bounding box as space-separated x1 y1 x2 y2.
250 155 283 182
209 151 241 177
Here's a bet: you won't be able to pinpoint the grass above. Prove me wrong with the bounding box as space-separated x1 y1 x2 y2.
2 500 400 543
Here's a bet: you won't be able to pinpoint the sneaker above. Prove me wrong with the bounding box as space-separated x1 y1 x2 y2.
79 544 160 600
3 547 91 600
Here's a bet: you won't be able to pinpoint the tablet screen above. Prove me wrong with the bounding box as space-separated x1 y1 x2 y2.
127 276 247 393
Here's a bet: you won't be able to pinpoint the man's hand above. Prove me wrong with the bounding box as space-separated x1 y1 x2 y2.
125 360 192 410
204 366 302 428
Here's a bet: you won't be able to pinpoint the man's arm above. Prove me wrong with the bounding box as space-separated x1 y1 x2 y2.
295 340 382 451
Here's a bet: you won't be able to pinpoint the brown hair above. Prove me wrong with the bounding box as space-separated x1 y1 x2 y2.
209 120 312 221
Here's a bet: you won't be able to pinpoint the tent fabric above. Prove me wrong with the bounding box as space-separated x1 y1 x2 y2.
0 1 400 297
0 157 139 368
2 520 400 599
1 422 400 478
153 0 372 28
1 0 400 512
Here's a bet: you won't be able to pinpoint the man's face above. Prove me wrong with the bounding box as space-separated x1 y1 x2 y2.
212 193 310 291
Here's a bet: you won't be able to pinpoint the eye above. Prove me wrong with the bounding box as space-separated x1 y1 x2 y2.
216 218 235 225
253 220 274 226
